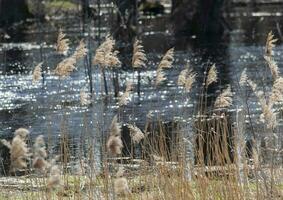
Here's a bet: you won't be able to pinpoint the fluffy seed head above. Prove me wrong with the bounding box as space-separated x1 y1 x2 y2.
93 35 120 68
47 165 61 189
177 69 188 86
119 82 132 106
214 85 233 108
32 62 43 83
239 68 248 86
264 56 279 79
110 115 121 137
158 48 174 69
155 68 166 86
80 89 91 106
106 135 123 155
127 124 144 144
114 177 130 195
73 40 88 60
132 39 147 68
206 64 217 87
56 29 69 54
265 31 277 57
54 55 76 77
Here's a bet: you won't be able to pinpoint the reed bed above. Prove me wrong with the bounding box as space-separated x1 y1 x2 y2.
0 31 283 200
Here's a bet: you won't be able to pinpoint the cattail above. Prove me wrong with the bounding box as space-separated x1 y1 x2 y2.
1 128 30 170
56 29 69 54
54 55 76 77
80 89 91 106
214 85 233 108
127 124 144 144
239 68 248 86
32 62 43 83
47 165 61 189
119 82 132 106
73 40 88 60
107 116 123 155
265 31 277 57
33 135 48 171
132 39 147 68
158 48 174 69
206 64 217 87
264 56 279 79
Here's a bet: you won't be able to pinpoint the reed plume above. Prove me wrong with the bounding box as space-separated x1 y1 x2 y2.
265 31 277 57
155 49 174 86
127 124 144 144
93 35 120 68
214 85 233 108
80 89 91 106
73 39 88 60
33 135 48 171
114 168 130 195
239 68 248 86
264 55 279 80
271 77 283 103
54 55 76 77
119 82 132 106
32 62 43 83
157 48 174 69
132 39 147 68
56 29 69 54
1 128 30 171
206 64 217 87
106 116 123 155
47 165 61 189
177 69 188 86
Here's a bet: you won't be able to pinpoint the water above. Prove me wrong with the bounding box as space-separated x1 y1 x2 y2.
0 4 283 164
